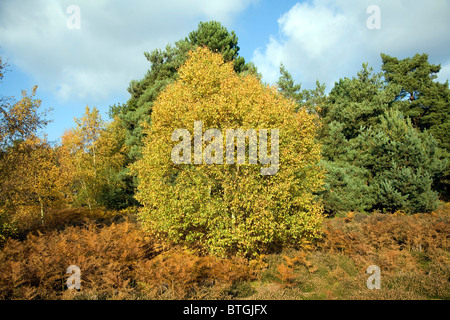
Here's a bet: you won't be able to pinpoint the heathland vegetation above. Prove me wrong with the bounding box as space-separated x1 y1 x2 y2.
0 21 448 300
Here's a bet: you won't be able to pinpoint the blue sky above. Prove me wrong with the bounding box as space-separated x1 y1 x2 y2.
1 0 449 143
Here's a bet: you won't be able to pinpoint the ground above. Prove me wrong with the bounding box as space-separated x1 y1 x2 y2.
0 203 448 300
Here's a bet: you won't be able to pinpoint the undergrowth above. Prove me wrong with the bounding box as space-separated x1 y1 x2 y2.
249 203 449 300
0 203 448 300
0 215 257 300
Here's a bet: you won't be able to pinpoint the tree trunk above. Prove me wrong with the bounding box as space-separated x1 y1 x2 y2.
39 196 44 225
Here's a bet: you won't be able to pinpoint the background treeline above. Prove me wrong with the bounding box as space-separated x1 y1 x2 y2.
278 56 448 215
0 20 448 243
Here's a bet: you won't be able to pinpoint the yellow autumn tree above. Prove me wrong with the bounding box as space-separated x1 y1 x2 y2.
133 47 325 257
0 84 55 237
61 108 128 209
0 86 49 149
94 116 129 208
61 106 104 209
4 136 72 225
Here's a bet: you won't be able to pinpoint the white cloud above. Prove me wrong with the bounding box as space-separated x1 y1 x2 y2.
252 0 450 91
0 0 255 102
437 61 450 85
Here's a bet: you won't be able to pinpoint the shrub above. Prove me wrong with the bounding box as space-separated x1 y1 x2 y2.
133 47 325 258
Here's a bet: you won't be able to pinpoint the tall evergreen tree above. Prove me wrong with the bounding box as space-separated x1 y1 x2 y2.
277 63 303 106
320 63 399 142
319 63 445 214
188 21 246 73
354 109 444 213
382 53 450 149
381 53 449 197
276 63 325 114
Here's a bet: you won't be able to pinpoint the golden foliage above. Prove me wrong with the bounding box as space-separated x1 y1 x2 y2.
60 108 128 208
134 46 325 257
0 217 256 300
276 262 297 287
0 86 49 148
1 136 72 227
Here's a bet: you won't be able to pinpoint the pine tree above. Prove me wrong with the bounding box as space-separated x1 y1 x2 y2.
381 53 449 143
276 64 325 114
277 63 303 106
320 63 399 141
319 63 445 214
381 53 450 197
188 21 246 73
354 109 444 213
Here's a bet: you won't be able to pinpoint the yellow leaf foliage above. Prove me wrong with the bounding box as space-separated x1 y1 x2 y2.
133 47 325 257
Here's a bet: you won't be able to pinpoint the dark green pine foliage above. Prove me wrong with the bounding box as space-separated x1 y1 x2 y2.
122 42 190 162
381 53 449 197
353 109 445 213
319 63 445 214
277 63 303 106
276 63 326 114
108 21 257 208
189 21 246 73
320 63 399 142
319 64 397 214
381 53 449 146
